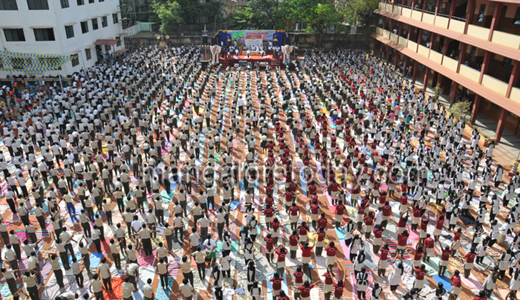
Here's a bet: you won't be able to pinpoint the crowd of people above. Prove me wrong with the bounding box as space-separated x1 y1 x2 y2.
0 45 518 300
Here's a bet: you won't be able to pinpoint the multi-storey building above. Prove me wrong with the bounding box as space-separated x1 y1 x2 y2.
373 0 520 143
0 0 125 76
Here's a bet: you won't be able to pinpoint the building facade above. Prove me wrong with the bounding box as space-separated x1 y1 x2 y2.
373 0 520 143
0 0 124 76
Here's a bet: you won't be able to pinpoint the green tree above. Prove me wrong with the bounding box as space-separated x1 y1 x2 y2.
152 0 184 34
341 0 378 26
281 0 345 44
226 0 285 30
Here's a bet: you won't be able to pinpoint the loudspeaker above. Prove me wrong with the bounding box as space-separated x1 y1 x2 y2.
211 37 218 45
203 36 208 44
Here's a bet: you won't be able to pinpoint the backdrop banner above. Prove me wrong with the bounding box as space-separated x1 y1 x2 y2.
216 30 286 46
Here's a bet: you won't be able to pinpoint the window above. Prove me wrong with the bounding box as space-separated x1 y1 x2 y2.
76 0 83 5
92 18 98 30
0 0 18 10
112 13 118 24
39 58 61 70
503 58 512 69
101 16 108 27
88 0 93 3
26 0 48 9
116 37 121 47
60 0 68 8
85 48 91 60
3 28 25 41
105 44 111 52
515 8 520 25
71 54 79 67
11 57 30 69
65 25 74 38
80 21 88 33
478 4 486 22
99 0 103 2
34 28 55 41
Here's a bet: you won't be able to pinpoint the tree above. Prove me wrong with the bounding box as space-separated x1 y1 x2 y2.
152 0 184 34
341 0 378 26
226 0 285 30
281 0 345 45
449 101 472 122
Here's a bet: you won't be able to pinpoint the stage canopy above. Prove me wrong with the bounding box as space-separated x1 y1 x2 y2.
215 30 287 47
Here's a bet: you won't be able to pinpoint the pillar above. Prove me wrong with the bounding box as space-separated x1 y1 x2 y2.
488 3 503 41
447 0 457 28
422 67 430 91
436 73 443 86
471 95 481 125
412 61 418 84
386 45 391 62
478 51 491 84
403 56 409 76
506 61 520 98
450 82 459 103
464 0 476 34
394 52 399 68
495 108 508 143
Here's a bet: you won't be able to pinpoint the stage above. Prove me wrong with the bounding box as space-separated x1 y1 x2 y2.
219 54 278 66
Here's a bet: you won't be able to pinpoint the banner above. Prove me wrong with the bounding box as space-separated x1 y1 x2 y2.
217 30 286 47
0 50 74 72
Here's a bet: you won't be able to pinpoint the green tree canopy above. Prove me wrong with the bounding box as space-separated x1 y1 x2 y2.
226 0 285 30
152 0 184 34
342 0 379 26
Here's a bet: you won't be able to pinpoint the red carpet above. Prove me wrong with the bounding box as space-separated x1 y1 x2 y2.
102 276 125 300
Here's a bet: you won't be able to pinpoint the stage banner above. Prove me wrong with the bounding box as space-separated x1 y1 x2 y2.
217 30 286 46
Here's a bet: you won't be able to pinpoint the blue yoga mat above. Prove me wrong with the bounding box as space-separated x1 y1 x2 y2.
433 275 452 292
266 272 288 300
230 201 240 211
89 252 104 268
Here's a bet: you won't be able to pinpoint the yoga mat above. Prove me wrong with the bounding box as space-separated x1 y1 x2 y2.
102 276 125 300
90 252 104 269
433 275 452 292
138 249 157 267
135 266 156 300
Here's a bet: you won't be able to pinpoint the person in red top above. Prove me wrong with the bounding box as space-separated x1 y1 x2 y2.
315 227 326 257
292 266 304 299
324 241 337 268
284 190 294 212
271 218 280 245
397 230 409 259
464 247 477 278
317 212 328 230
413 265 427 289
433 215 445 243
289 230 300 259
451 228 463 256
381 201 392 228
294 281 316 300
334 200 345 227
378 244 390 276
322 267 336 300
276 291 290 300
269 273 283 299
288 203 300 231
438 246 452 276
413 245 424 272
363 211 374 240
333 279 345 300
308 182 317 195
449 270 462 300
310 200 320 228
274 245 287 276
264 233 274 263
298 222 309 244
373 225 385 254
299 242 313 280
473 291 487 300
264 204 275 230
423 234 435 262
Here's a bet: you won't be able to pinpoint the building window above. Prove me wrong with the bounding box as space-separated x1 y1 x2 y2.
112 13 118 24
102 16 108 27
116 37 121 47
88 0 93 3
105 45 111 52
3 28 25 41
71 54 79 67
65 25 74 38
478 4 485 22
34 28 55 41
11 57 31 69
92 18 98 30
99 0 103 2
81 21 88 33
503 58 513 69
60 0 68 8
27 0 48 9
39 58 61 70
0 0 18 10
515 8 520 25
85 48 91 60
77 0 84 5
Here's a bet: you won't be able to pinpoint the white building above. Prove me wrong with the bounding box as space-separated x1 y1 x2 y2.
0 0 125 76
